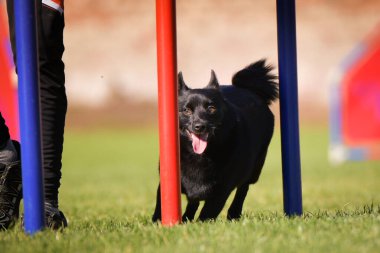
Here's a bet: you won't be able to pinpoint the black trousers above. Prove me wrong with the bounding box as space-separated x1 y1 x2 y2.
0 1 67 202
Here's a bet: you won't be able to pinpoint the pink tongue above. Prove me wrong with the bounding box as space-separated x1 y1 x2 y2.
191 133 208 154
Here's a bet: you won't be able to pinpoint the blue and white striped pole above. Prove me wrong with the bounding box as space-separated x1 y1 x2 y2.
14 0 45 233
276 0 303 216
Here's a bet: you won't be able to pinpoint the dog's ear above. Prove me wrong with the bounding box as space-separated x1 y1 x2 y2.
207 70 219 89
178 72 190 94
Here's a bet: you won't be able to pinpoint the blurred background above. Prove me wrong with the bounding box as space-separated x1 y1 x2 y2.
60 0 380 129
1 0 379 129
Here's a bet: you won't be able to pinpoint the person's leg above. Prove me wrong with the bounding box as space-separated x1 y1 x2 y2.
6 0 67 229
36 0 67 206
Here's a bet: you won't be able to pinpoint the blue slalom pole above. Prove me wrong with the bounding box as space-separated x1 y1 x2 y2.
276 0 303 216
14 0 45 233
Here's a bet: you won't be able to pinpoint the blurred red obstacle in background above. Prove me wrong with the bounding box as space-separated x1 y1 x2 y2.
330 24 380 163
0 5 19 141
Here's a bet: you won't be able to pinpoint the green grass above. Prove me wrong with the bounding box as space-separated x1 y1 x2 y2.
1 126 379 253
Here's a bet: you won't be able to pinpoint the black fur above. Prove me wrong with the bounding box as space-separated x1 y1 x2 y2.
152 59 278 222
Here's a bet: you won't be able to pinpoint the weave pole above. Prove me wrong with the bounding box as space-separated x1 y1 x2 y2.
156 0 182 225
14 0 45 233
276 0 303 215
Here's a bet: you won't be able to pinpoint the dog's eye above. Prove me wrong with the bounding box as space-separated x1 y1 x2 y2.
183 107 193 116
207 105 217 114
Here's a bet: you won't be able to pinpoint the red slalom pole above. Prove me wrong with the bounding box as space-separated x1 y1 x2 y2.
156 0 182 226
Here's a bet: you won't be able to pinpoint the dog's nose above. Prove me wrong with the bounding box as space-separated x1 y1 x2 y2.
194 123 206 133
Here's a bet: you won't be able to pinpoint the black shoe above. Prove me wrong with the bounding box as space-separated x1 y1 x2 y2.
0 141 22 230
45 201 68 230
20 201 68 230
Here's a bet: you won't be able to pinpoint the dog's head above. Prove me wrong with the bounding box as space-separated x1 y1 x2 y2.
178 71 227 155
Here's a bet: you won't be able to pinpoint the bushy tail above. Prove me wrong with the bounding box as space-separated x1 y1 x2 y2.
232 59 279 105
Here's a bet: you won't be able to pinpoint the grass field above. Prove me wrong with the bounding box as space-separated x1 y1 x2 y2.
0 126 379 253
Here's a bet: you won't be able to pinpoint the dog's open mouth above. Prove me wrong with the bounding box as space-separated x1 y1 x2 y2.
186 130 208 154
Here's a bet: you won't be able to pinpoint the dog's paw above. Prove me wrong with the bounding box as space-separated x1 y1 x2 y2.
152 214 161 223
227 212 242 221
181 215 195 223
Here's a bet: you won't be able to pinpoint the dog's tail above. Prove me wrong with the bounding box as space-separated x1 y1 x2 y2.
232 59 279 105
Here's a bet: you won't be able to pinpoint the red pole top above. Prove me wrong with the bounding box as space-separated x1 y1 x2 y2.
156 0 182 226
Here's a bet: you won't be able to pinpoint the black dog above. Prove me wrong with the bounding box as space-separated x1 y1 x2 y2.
152 59 278 222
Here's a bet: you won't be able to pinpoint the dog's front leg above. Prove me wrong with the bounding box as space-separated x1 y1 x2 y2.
152 184 161 222
182 200 200 222
198 193 229 221
227 183 249 220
